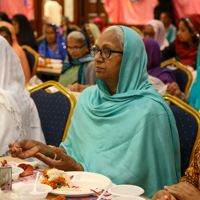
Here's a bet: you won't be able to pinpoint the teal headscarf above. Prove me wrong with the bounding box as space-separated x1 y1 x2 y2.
60 26 181 198
189 43 200 111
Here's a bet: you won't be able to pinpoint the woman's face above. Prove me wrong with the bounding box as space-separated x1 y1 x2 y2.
0 31 12 45
12 20 19 34
160 13 172 27
177 20 194 44
93 29 123 84
45 27 56 44
67 38 88 60
143 25 155 39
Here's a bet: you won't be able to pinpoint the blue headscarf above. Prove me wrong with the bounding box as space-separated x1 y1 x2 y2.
61 31 94 85
60 26 180 197
189 43 200 111
38 24 67 62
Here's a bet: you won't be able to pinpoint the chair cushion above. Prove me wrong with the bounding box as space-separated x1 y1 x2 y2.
31 89 71 146
170 105 198 176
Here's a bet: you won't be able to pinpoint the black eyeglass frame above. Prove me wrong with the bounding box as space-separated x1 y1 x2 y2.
90 47 123 59
67 43 86 51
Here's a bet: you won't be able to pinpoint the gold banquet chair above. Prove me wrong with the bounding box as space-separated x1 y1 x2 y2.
29 81 76 146
161 60 193 95
21 45 39 77
130 26 142 36
163 94 200 176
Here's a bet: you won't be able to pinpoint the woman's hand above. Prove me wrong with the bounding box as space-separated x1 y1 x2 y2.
35 146 84 171
167 82 182 99
152 190 176 200
8 139 41 159
164 182 200 200
67 83 90 92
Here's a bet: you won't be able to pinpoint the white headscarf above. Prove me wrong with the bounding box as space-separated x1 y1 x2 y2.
0 36 46 156
144 19 169 50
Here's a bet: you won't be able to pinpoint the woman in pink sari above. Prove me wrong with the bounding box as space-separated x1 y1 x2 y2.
0 21 31 83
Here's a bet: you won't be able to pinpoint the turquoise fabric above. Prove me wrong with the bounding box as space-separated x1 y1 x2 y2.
60 26 181 198
189 43 200 111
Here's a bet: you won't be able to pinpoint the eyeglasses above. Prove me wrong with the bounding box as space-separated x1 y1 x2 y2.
67 43 86 51
90 47 123 59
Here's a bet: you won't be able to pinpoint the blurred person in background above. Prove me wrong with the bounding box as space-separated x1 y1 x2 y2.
160 11 177 43
92 17 106 34
0 12 11 23
143 19 169 50
82 23 100 46
0 21 31 83
59 16 76 41
12 14 38 51
38 23 67 62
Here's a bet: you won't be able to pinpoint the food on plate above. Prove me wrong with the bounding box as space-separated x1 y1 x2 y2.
18 163 33 177
39 168 70 189
54 195 66 200
0 159 9 167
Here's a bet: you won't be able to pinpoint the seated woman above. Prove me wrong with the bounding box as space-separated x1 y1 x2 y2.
38 23 67 62
152 139 200 200
159 11 177 43
0 36 46 157
143 37 176 84
0 21 31 83
82 23 100 46
92 17 106 34
143 19 169 50
9 26 180 198
162 14 200 68
58 31 95 87
12 14 38 52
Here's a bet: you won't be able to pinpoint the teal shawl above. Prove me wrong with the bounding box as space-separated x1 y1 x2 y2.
189 43 200 111
60 26 181 198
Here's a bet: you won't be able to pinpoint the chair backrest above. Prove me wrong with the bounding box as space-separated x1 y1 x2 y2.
161 60 193 95
163 94 200 176
21 45 39 77
29 81 76 146
130 26 142 36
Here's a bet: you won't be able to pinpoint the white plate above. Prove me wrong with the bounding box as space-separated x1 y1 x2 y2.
49 171 112 197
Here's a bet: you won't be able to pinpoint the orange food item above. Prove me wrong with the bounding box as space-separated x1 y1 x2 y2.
54 195 66 200
45 58 51 66
42 180 57 190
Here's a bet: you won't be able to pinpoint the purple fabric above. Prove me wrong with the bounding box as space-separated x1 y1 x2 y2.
143 38 176 84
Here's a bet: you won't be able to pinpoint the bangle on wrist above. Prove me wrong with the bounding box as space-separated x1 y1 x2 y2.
48 145 57 160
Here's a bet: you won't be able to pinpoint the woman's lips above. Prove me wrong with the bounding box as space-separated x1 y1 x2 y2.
95 66 105 72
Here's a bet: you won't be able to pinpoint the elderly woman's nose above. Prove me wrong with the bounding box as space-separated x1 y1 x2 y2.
94 51 103 62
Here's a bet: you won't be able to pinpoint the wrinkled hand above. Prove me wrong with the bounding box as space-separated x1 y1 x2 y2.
8 139 40 159
164 182 200 200
35 146 84 171
67 83 90 92
167 82 182 99
152 190 176 200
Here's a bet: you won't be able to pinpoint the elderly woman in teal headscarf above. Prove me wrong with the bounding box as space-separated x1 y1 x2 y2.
58 31 96 87
189 43 200 111
8 26 180 198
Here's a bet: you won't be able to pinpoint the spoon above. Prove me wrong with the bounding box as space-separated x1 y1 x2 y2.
29 172 41 195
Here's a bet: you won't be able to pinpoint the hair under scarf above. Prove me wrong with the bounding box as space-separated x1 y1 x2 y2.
60 26 181 198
